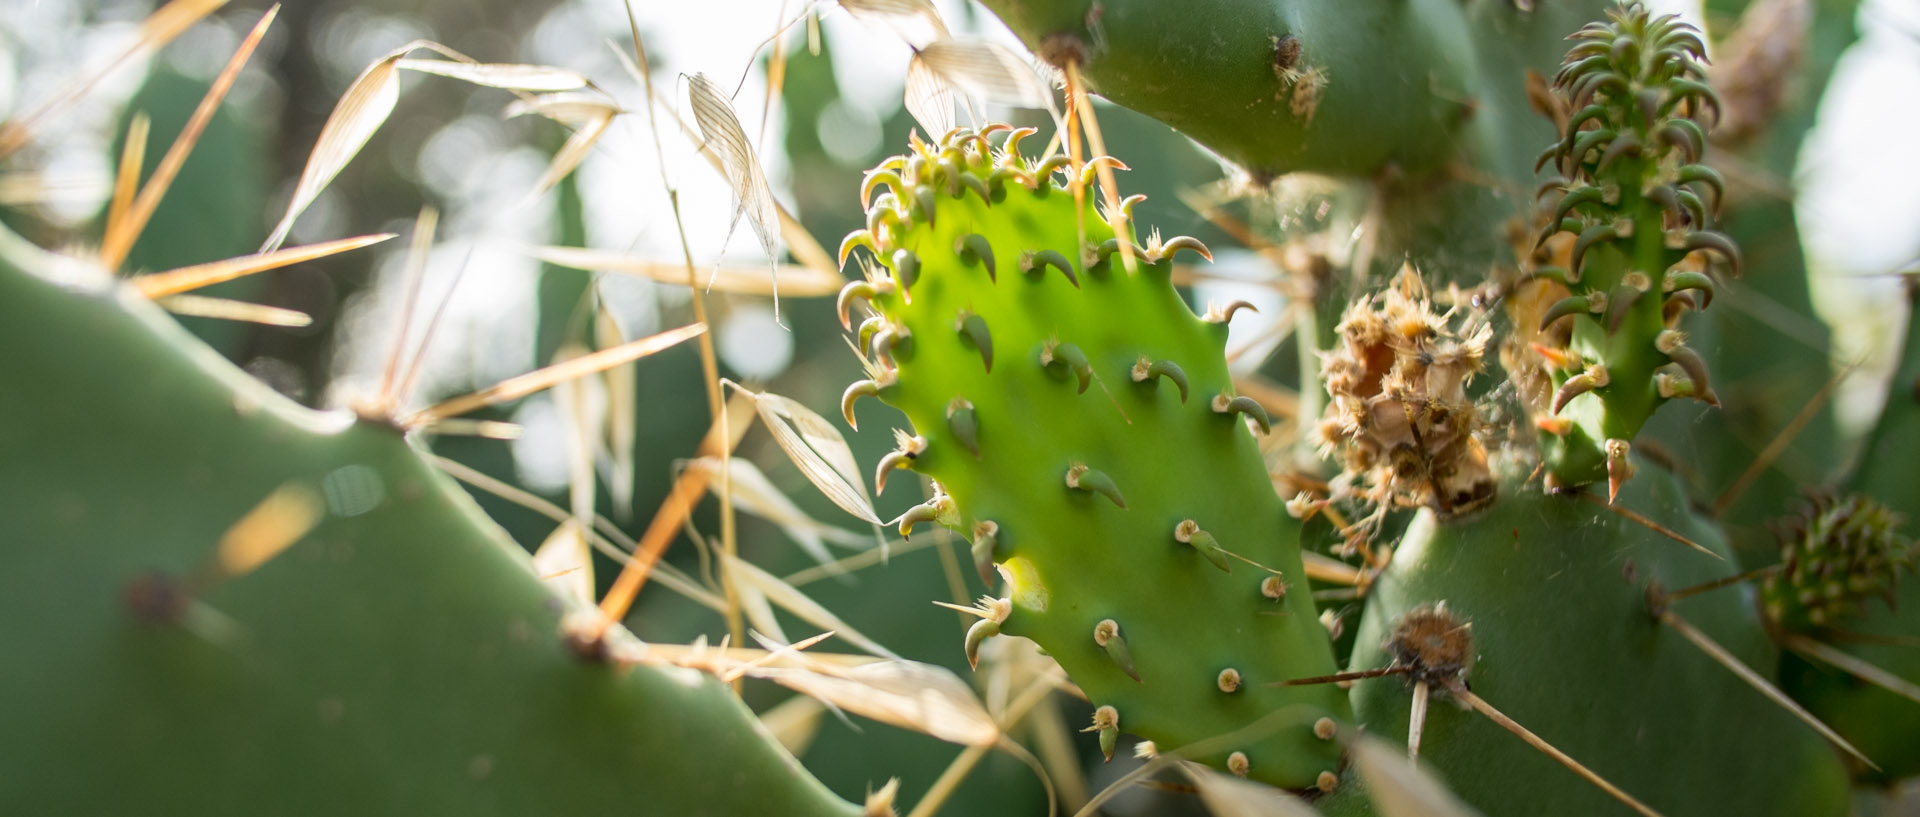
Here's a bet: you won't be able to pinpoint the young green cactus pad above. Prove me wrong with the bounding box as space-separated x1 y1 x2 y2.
836 126 1351 789
0 237 862 817
1518 2 1734 498
1322 463 1850 817
1763 493 1914 631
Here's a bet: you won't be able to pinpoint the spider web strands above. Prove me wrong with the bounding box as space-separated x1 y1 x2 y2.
1712 361 1854 517
1446 681 1666 817
1578 492 1722 560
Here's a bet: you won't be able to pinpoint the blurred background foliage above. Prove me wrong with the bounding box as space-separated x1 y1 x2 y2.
2 0 1917 813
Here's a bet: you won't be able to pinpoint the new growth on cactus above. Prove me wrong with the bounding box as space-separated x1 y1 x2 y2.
837 126 1351 790
1515 2 1735 500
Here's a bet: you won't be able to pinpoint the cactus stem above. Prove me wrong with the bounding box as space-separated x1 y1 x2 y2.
841 378 885 429
1213 667 1243 694
1571 223 1622 277
1552 364 1611 415
955 234 996 281
1228 752 1251 778
1093 618 1141 682
969 521 999 584
1212 393 1273 435
947 398 980 458
1604 438 1635 504
1020 249 1079 288
957 312 994 372
1086 706 1120 763
1175 519 1233 573
1131 357 1191 403
1065 464 1127 508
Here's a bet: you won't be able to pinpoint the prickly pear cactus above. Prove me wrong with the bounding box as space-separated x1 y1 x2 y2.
1519 3 1733 497
835 127 1350 790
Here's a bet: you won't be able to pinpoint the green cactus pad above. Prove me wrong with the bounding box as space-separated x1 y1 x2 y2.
1322 462 1848 817
837 127 1349 789
0 237 861 817
1518 2 1735 495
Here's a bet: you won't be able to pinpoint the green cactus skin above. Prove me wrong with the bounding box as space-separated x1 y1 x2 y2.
1779 281 1920 780
1320 462 1849 817
837 128 1350 789
971 0 1604 181
1525 3 1735 496
0 236 862 817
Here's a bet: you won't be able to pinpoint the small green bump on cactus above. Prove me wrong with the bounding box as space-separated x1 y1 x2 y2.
1093 619 1141 682
969 521 1000 584
955 233 996 281
889 248 920 296
1175 519 1233 573
1019 248 1078 288
1087 706 1120 764
1131 357 1190 403
1763 494 1914 631
1040 340 1093 393
857 316 889 358
964 618 1000 671
956 311 993 372
1654 330 1717 406
1078 156 1129 190
1662 269 1714 308
946 398 980 458
1065 464 1126 509
1212 393 1272 435
1541 295 1592 332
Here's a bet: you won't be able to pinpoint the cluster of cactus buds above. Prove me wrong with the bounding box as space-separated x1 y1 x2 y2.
1317 265 1497 521
1516 1 1736 499
835 125 1349 789
1764 493 1915 630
